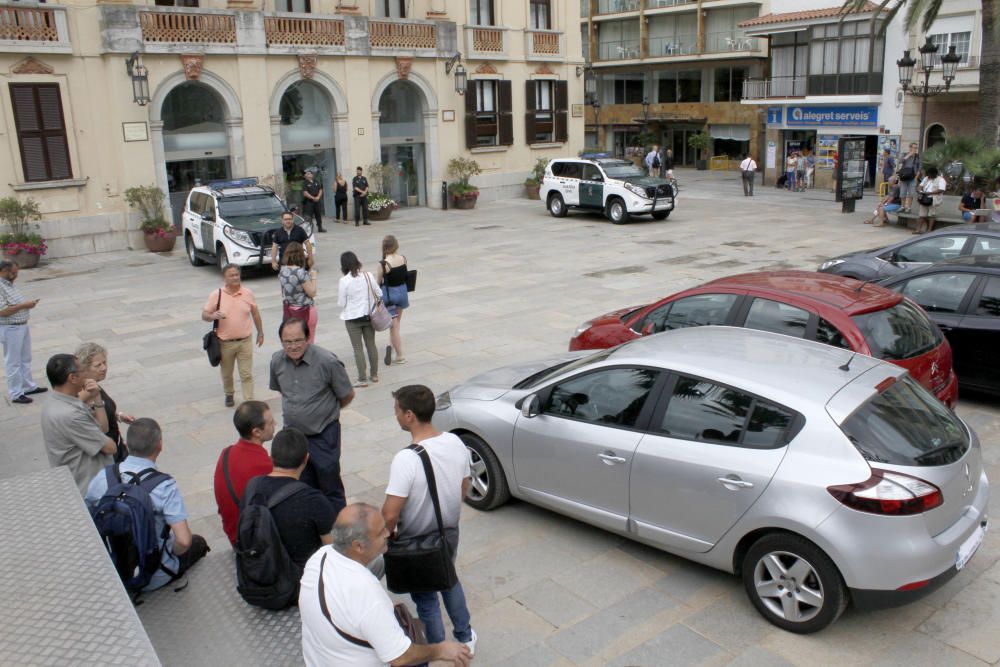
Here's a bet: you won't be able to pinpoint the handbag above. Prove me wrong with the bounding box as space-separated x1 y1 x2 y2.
918 192 934 207
282 302 311 323
364 272 392 332
383 445 460 594
898 166 916 181
405 269 417 293
317 551 427 648
202 289 223 367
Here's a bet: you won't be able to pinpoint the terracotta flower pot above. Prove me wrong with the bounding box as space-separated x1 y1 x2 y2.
368 208 393 221
144 229 177 253
451 196 478 210
525 184 541 200
3 250 40 269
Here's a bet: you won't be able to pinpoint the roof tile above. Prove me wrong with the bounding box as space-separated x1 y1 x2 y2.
739 2 881 28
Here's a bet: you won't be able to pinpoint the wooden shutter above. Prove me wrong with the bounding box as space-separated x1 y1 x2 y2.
498 79 513 146
464 81 478 149
10 83 72 182
554 80 568 143
524 80 537 144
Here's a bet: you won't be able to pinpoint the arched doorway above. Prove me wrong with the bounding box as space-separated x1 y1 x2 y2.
378 81 426 207
926 123 946 149
161 82 232 225
279 80 337 212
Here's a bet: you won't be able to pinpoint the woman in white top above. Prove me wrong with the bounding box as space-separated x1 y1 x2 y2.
338 251 379 387
915 167 948 235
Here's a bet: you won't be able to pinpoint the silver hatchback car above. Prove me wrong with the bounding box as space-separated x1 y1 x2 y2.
434 327 989 633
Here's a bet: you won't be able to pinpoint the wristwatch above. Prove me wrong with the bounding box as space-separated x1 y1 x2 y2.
91 402 105 410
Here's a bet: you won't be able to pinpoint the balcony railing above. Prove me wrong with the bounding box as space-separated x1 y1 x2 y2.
0 3 70 51
264 15 344 47
0 5 57 41
597 0 640 15
139 10 236 43
526 29 563 58
597 39 640 60
471 26 503 52
370 19 436 49
704 30 757 53
647 0 695 7
742 76 807 99
648 34 697 56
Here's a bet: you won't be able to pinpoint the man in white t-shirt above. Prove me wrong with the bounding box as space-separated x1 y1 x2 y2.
739 154 757 196
299 503 471 667
382 385 477 656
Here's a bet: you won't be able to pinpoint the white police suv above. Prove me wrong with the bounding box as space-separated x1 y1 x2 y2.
540 157 677 224
182 178 316 272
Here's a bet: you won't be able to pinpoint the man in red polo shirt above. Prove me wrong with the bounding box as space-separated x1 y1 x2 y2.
214 400 275 544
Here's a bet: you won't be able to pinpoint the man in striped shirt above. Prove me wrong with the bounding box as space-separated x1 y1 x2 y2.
0 260 45 404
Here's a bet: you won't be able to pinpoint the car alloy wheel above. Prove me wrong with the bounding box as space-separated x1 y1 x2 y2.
186 233 205 266
742 533 847 633
459 432 510 511
548 193 567 218
608 198 628 225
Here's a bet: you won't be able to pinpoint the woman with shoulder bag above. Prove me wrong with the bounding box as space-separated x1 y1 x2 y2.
338 251 380 387
279 242 318 343
378 235 410 367
915 167 947 235
75 342 134 462
333 172 349 224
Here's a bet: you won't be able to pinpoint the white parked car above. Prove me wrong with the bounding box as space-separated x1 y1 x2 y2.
540 157 677 224
182 178 315 272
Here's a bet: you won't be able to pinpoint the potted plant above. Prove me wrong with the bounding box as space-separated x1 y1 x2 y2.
124 185 176 253
688 132 712 171
447 157 481 210
403 158 419 207
366 161 399 221
524 157 549 200
0 197 46 269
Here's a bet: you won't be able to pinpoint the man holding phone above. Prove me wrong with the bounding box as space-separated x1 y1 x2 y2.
0 259 45 404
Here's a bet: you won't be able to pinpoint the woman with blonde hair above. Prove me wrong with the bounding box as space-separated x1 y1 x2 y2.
75 342 133 462
377 234 410 366
279 241 318 342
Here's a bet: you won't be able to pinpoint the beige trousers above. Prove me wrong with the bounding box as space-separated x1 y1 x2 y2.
219 336 253 398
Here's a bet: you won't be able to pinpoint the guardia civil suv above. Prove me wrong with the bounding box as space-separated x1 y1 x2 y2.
182 178 316 273
540 157 677 224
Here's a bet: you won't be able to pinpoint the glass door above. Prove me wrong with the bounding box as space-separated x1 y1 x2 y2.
380 143 425 207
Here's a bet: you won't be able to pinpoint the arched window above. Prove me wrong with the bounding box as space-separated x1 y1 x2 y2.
926 124 946 148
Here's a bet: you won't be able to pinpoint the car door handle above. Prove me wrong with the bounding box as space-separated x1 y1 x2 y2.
717 476 754 489
938 325 952 332
598 453 627 465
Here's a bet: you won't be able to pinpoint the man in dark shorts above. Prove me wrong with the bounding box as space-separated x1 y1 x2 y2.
270 211 313 270
352 166 370 227
241 428 335 568
301 170 326 234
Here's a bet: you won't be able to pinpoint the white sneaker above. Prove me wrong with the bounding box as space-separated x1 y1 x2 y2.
463 629 478 657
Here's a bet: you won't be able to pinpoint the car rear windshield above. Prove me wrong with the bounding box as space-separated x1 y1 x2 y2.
850 300 942 360
218 195 285 219
840 376 969 466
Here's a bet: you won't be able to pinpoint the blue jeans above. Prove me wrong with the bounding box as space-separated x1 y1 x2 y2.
411 580 472 644
963 211 973 222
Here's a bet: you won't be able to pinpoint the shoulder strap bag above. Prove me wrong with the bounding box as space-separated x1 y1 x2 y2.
382 445 460 594
203 289 223 367
364 272 392 332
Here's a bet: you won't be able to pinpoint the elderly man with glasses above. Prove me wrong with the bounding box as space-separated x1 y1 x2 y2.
269 318 355 514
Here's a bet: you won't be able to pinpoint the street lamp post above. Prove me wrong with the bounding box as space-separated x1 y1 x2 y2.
641 97 650 146
897 39 962 154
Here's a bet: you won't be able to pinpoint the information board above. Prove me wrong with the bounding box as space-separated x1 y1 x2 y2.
836 136 866 210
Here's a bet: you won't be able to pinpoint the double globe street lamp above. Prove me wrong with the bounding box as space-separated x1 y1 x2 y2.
896 38 962 154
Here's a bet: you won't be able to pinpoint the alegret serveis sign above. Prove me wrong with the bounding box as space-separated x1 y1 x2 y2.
786 106 878 127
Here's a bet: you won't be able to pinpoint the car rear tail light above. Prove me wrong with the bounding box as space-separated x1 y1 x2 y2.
827 469 942 516
896 579 930 591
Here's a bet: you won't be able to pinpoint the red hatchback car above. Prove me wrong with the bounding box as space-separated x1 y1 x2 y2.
569 271 959 407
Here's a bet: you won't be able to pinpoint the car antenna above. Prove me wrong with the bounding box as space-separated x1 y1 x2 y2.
839 351 858 371
854 277 877 293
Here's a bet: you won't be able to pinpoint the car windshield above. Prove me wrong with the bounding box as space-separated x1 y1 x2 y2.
850 300 942 360
514 348 617 389
840 376 969 466
218 195 286 221
602 164 646 179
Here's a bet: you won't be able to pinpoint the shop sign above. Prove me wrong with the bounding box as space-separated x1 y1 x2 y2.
786 106 878 127
767 107 783 125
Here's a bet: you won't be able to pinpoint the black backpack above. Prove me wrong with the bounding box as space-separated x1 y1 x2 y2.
234 477 310 610
91 464 175 598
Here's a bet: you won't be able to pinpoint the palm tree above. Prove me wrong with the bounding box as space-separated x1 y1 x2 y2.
843 0 998 147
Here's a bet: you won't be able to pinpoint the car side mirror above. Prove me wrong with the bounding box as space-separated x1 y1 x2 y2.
202 213 214 222
593 175 603 182
521 394 541 418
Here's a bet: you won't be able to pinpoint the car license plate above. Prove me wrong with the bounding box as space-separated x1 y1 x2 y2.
955 521 987 571
654 200 673 210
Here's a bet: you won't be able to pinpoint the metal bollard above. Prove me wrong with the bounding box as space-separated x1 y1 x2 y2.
442 181 448 210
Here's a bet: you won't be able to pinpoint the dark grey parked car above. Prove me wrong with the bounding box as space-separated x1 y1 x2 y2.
818 223 1000 281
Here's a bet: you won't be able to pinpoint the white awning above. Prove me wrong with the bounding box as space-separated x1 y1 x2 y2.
709 124 751 141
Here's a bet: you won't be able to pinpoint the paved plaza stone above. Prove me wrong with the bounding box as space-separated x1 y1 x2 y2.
3 168 999 666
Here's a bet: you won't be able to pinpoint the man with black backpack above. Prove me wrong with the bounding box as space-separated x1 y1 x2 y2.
86 418 208 596
235 428 335 610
